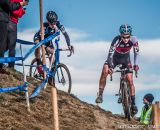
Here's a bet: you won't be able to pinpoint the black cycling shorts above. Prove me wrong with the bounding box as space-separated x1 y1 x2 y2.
105 54 133 73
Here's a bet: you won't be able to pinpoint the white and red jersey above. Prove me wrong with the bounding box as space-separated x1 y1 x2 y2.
107 35 139 66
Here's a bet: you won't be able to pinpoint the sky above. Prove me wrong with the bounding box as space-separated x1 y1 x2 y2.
15 0 160 116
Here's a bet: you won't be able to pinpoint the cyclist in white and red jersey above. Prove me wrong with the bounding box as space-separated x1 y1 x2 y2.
95 24 139 114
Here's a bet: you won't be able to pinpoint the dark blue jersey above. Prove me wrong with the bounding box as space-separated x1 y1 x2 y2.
33 21 70 47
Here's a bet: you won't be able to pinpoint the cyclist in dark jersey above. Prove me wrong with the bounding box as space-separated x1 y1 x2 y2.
33 11 74 73
95 24 139 114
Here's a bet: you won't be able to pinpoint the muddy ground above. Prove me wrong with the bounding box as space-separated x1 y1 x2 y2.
0 68 152 130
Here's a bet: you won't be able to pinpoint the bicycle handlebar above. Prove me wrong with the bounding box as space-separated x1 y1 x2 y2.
110 69 138 81
58 48 70 51
110 74 113 81
58 48 73 57
67 50 72 57
135 71 138 78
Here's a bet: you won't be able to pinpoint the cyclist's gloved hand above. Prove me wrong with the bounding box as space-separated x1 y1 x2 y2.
68 45 74 57
108 63 114 74
133 65 139 71
108 67 113 75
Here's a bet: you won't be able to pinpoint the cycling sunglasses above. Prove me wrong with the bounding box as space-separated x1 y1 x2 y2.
48 21 57 26
121 35 130 39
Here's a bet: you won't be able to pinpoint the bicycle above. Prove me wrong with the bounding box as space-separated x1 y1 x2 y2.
0 31 65 109
110 65 137 121
29 34 72 94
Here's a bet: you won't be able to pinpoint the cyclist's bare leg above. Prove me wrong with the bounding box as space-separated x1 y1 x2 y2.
34 39 43 73
99 64 109 96
126 73 138 113
46 47 54 66
49 54 55 67
34 40 41 64
34 40 44 76
96 64 109 103
126 73 135 96
46 47 54 54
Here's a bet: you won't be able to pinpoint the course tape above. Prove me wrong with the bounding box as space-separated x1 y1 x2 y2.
0 82 28 93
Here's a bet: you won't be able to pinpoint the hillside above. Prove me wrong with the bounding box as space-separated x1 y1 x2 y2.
0 68 151 130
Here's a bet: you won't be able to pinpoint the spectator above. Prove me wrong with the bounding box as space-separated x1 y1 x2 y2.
7 0 26 68
140 93 154 125
0 0 28 74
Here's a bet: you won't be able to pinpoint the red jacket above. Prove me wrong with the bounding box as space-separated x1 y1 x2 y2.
10 0 25 24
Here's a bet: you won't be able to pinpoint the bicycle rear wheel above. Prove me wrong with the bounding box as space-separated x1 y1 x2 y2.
48 63 72 93
121 81 132 121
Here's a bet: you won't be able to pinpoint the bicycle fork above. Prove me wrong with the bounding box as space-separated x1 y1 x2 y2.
115 79 123 104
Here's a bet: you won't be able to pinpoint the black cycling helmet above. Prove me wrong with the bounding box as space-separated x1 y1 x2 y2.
46 11 58 24
143 93 154 103
119 24 132 35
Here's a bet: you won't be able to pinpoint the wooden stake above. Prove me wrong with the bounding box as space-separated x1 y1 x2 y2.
153 101 160 130
39 1 59 130
51 87 59 130
157 102 160 129
39 0 46 79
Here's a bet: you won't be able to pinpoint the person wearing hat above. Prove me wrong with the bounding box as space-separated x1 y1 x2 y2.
140 93 154 125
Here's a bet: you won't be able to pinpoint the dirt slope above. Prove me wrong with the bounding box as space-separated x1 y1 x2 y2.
0 68 151 130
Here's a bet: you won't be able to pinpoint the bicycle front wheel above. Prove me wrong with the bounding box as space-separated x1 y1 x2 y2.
122 81 131 121
49 63 72 93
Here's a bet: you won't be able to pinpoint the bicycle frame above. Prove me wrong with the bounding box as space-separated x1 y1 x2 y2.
117 69 129 95
54 39 60 66
43 34 65 78
0 31 62 109
112 66 136 120
29 31 71 98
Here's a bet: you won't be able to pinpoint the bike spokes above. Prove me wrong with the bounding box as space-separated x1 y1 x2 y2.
54 64 71 93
